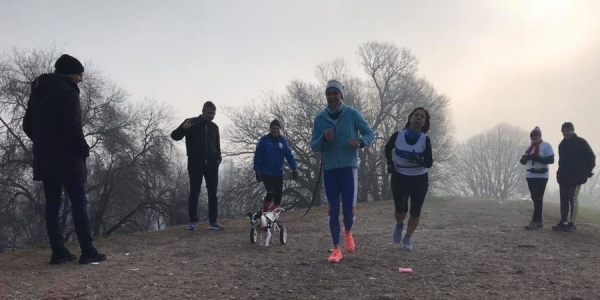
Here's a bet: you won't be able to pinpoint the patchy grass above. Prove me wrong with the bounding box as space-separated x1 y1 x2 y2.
1 197 600 300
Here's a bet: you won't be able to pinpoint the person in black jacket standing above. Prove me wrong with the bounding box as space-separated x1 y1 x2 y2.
22 54 106 265
171 101 223 230
552 122 596 231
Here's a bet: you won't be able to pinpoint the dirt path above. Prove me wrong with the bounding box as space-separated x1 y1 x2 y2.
1 197 600 300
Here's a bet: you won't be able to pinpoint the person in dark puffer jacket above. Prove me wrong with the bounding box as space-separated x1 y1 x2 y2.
552 122 596 232
23 54 106 265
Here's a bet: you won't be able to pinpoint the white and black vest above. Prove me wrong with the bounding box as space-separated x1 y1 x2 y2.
392 130 428 176
523 141 554 179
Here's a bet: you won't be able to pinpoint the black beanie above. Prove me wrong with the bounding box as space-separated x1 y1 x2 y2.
270 119 282 129
561 122 574 131
54 54 84 75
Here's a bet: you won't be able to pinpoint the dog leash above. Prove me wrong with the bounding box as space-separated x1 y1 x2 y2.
300 155 323 219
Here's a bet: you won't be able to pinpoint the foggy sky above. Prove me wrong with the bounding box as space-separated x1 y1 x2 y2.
2 0 599 189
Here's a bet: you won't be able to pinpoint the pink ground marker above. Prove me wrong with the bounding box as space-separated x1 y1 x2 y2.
398 267 413 273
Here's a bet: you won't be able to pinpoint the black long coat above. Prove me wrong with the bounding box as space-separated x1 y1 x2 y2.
22 74 89 183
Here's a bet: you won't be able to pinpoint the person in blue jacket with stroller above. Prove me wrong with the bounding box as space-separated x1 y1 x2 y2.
254 119 299 212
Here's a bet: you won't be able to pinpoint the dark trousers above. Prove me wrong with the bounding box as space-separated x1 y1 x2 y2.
391 172 429 217
262 175 284 205
43 181 94 252
559 183 581 223
526 178 548 223
188 157 219 223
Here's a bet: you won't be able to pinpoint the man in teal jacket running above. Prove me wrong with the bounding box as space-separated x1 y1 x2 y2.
310 80 375 263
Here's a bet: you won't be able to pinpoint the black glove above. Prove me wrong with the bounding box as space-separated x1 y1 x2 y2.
519 156 527 165
387 163 394 174
357 139 365 148
292 170 298 180
407 151 422 164
588 172 594 178
255 173 263 182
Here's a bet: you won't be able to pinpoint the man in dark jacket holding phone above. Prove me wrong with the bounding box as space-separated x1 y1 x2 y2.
552 122 596 232
171 101 223 230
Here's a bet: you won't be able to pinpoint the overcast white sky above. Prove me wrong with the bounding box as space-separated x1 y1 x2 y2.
2 0 599 187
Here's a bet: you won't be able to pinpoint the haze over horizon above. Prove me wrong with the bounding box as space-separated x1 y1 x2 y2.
3 0 599 190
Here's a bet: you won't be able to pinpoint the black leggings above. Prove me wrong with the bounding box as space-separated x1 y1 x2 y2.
526 178 548 223
391 172 429 217
263 175 284 205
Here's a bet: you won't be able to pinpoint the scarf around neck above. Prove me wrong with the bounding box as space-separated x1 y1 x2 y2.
526 139 543 156
326 103 344 114
404 127 422 140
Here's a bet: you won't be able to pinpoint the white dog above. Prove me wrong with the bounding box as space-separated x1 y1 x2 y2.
247 207 285 247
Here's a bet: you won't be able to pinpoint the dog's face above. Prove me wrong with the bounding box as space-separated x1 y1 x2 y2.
248 211 266 228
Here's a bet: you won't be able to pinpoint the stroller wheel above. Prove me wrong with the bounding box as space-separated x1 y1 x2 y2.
279 226 287 245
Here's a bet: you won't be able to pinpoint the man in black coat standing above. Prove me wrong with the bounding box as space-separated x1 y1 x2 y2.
23 54 106 264
171 101 223 230
552 122 596 232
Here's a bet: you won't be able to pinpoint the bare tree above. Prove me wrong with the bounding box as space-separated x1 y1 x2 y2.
0 46 189 251
447 123 529 200
222 87 321 214
222 41 454 211
0 46 63 250
0 42 455 251
85 101 184 237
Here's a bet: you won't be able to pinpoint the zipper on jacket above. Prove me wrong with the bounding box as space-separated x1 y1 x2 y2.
335 124 340 167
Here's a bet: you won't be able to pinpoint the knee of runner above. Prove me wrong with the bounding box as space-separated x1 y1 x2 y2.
328 205 340 215
409 210 422 218
397 207 409 215
394 211 404 217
